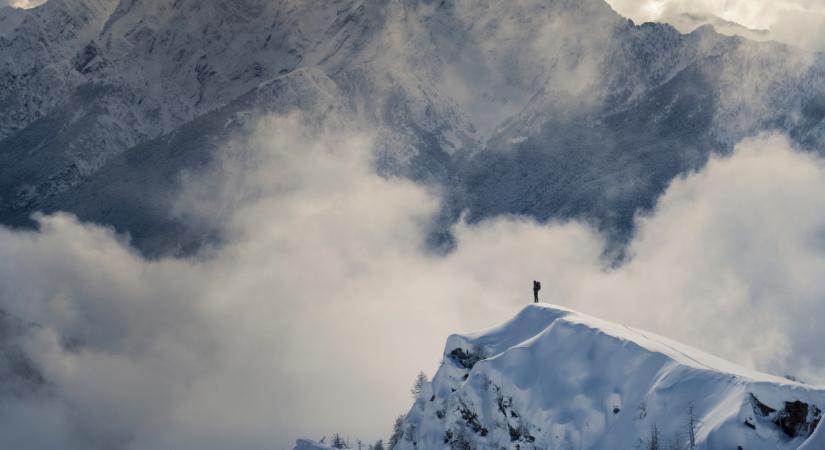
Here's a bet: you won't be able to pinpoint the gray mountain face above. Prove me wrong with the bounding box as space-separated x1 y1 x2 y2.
1 0 824 256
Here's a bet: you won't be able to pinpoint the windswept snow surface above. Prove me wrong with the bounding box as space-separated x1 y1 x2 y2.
396 304 825 450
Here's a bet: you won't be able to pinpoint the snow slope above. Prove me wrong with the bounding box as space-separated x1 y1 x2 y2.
395 304 824 450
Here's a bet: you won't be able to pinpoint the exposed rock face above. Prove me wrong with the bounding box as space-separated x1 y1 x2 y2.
751 394 823 439
448 348 484 371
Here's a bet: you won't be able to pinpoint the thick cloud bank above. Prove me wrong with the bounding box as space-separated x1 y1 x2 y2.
1 114 825 448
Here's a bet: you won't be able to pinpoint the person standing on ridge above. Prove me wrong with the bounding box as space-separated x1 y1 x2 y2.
533 280 541 303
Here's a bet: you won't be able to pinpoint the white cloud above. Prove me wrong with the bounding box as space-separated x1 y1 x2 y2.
0 113 497 449
2 113 825 448
557 134 825 379
1 0 46 8
605 0 825 51
445 134 825 383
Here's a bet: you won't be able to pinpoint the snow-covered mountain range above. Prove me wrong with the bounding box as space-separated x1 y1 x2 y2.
3 2 825 448
2 0 825 254
388 304 825 450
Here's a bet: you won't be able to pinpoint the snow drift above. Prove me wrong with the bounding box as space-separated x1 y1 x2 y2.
393 304 825 450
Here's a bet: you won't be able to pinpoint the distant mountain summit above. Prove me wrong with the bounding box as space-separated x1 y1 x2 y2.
1 0 824 254
663 12 770 40
390 304 825 450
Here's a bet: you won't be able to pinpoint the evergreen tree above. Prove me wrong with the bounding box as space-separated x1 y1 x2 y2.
687 402 697 450
331 433 348 449
388 415 405 449
410 371 429 399
650 423 659 450
641 423 659 450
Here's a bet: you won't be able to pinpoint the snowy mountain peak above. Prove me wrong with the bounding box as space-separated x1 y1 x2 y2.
395 304 825 450
2 0 825 259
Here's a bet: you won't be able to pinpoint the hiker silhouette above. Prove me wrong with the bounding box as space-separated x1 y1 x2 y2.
533 280 541 303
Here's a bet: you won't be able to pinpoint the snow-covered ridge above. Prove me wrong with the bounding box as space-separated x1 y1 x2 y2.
396 304 825 449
